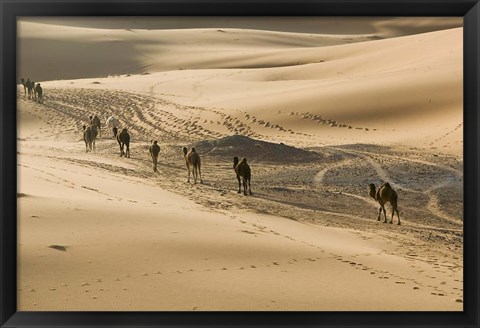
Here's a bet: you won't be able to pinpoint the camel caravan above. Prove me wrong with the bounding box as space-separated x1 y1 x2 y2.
17 79 402 225
20 77 43 104
76 115 402 224
80 114 130 158
75 113 402 225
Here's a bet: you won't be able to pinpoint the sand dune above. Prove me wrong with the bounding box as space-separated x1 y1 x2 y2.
19 18 462 80
17 18 463 311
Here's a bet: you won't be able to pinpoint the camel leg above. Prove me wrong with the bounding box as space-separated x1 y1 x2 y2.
243 178 247 196
126 144 130 158
198 165 203 184
153 156 158 172
186 164 191 183
382 205 387 223
248 179 252 195
377 207 382 221
395 208 401 225
237 176 241 193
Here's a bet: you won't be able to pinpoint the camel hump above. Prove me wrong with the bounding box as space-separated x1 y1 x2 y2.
382 182 392 189
241 157 247 163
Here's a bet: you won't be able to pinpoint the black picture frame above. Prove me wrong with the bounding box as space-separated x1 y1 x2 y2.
1 0 479 327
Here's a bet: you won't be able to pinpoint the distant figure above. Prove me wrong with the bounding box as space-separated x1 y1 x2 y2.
117 128 130 158
83 125 93 153
106 115 120 138
368 182 400 225
20 78 27 96
25 79 33 99
234 157 252 195
182 147 202 184
90 115 102 137
149 140 161 172
35 83 43 104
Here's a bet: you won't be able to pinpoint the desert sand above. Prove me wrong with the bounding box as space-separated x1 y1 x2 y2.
17 17 463 311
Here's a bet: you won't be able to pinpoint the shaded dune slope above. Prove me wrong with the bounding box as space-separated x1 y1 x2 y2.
194 135 323 163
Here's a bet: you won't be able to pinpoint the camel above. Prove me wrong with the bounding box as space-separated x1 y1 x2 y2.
368 182 400 225
25 79 34 99
90 115 102 137
234 157 252 196
106 115 120 138
83 125 93 153
90 125 98 151
149 140 161 172
117 128 130 158
182 147 202 184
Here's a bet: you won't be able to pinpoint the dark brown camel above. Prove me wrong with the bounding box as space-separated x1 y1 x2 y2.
90 115 102 137
25 79 34 99
234 157 252 196
368 182 400 225
117 128 130 158
183 147 202 184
